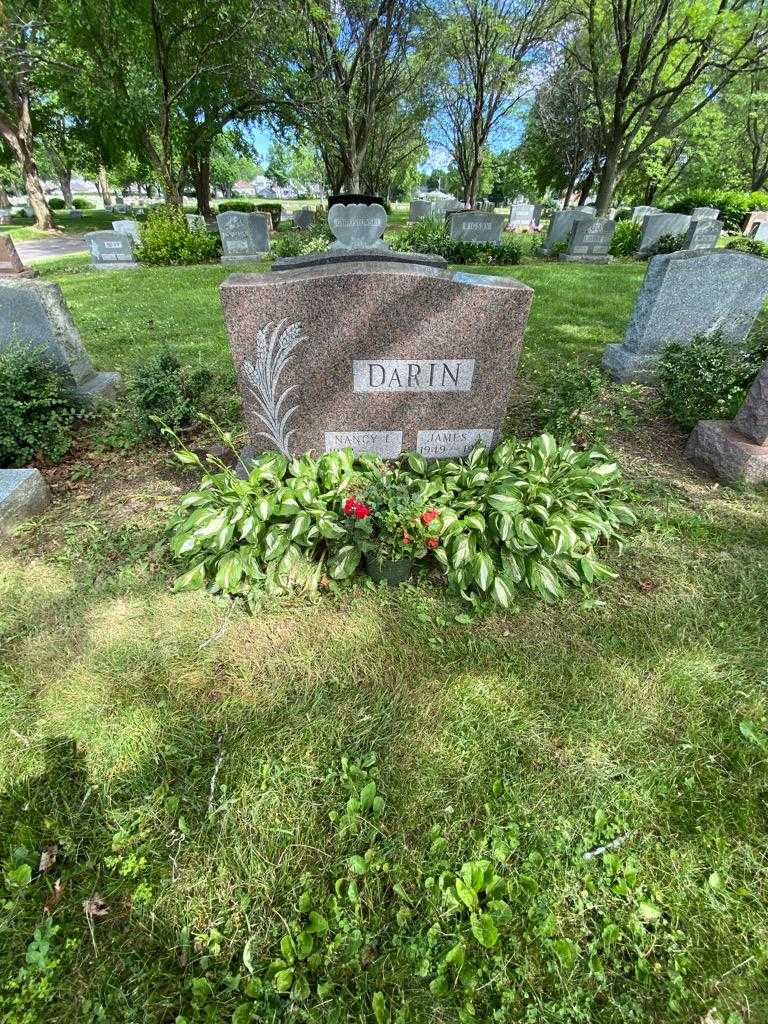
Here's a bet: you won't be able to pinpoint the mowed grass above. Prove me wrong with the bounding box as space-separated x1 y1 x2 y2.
1 246 767 1023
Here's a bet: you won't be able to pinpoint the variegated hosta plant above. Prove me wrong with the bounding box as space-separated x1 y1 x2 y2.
403 433 636 608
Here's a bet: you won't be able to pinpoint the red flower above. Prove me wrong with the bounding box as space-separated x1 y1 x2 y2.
421 508 439 526
354 502 371 520
426 536 439 549
343 496 357 516
402 530 412 544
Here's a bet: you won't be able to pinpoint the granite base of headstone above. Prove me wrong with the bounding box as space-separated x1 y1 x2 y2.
558 217 616 262
637 213 691 256
85 230 138 269
602 250 768 383
541 208 595 253
0 277 121 401
217 211 269 262
449 211 506 245
0 469 51 537
686 355 768 483
0 235 36 278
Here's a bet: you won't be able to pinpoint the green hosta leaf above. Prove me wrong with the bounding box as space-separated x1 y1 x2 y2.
239 514 257 539
493 512 515 542
452 534 473 567
348 854 368 874
327 545 360 580
318 516 345 539
488 492 524 514
215 551 244 591
470 912 499 948
589 461 620 479
272 968 294 992
256 497 273 522
265 527 289 562
296 930 313 960
534 433 556 459
290 512 311 539
492 573 515 608
171 532 197 557
501 551 524 582
195 511 228 539
173 561 207 592
407 452 428 475
306 911 328 935
175 449 202 466
472 551 494 591
464 512 486 532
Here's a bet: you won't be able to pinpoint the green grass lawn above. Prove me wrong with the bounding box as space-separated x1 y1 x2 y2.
1 248 767 1024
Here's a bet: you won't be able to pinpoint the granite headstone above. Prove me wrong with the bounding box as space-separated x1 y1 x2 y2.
560 217 616 262
409 200 434 222
540 207 595 253
631 205 659 223
293 208 316 230
750 221 768 243
112 219 141 241
507 203 535 230
0 469 51 536
603 250 768 383
449 212 506 245
686 354 768 483
217 211 269 261
328 202 388 251
0 277 120 400
0 208 12 225
692 206 719 220
0 234 34 277
85 230 138 269
220 263 533 459
638 213 691 255
683 218 722 251
744 210 768 235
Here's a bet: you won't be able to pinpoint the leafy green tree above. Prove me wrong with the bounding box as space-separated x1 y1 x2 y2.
210 130 261 198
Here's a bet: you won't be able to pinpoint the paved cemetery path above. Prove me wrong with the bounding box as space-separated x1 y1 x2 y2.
15 234 87 263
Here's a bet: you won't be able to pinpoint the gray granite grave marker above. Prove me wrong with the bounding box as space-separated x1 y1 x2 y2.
638 213 691 255
683 218 722 251
750 221 768 243
631 205 659 223
0 277 120 400
692 206 719 220
293 208 316 230
686 354 768 483
328 202 388 251
409 200 434 222
603 250 768 383
85 230 138 269
0 469 51 536
449 211 506 245
112 219 140 241
217 211 269 261
744 210 768 235
507 203 535 229
0 209 12 225
0 234 34 277
540 207 595 253
560 217 616 262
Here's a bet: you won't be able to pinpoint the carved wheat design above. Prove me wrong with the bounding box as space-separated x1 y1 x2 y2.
241 319 306 453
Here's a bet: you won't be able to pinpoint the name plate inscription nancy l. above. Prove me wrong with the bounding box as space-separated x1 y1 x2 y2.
324 430 403 457
353 359 474 392
417 429 494 459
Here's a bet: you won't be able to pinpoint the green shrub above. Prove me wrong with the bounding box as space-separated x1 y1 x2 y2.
134 206 220 265
0 345 82 467
610 220 641 256
658 332 768 431
130 348 218 437
168 430 634 609
217 199 256 213
726 234 768 259
72 197 94 210
531 362 641 444
398 217 521 265
48 197 66 210
666 190 768 231
256 202 282 228
548 239 569 258
651 232 686 256
269 216 333 260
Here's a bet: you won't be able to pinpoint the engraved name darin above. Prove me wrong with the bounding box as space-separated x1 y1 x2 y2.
352 359 474 392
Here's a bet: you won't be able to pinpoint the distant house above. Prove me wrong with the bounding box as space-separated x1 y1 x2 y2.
233 180 258 196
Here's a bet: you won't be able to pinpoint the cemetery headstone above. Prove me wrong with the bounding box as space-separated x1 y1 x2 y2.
683 218 722 251
186 213 207 230
0 208 11 225
0 235 35 278
293 208 316 231
0 276 121 400
68 208 82 219
0 469 51 537
217 211 269 262
220 263 533 460
692 206 719 220
602 249 768 383
328 202 388 251
637 212 691 255
631 205 659 223
507 203 535 231
409 200 434 222
744 210 768 235
686 354 768 483
750 221 768 243
559 217 616 262
85 230 138 269
449 211 506 245
540 207 595 253
112 219 141 241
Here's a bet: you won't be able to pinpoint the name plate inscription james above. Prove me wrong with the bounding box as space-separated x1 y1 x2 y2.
353 359 474 392
417 428 494 458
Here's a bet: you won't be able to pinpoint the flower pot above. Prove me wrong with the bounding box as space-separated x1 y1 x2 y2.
365 552 413 586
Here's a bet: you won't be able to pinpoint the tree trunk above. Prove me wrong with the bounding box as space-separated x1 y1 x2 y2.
97 163 113 207
577 166 595 205
562 169 577 208
595 147 620 216
1 129 54 229
0 182 10 207
59 170 73 208
193 149 212 216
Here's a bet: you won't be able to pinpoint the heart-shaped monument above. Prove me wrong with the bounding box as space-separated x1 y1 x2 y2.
328 202 389 251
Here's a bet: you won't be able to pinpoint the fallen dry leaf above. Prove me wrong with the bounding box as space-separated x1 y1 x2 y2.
636 579 660 593
82 893 108 918
44 879 65 914
38 844 58 874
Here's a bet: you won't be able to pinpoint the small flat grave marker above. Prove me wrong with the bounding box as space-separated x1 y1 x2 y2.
449 211 506 245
